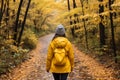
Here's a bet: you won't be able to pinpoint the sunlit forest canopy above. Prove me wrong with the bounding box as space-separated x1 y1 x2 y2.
55 0 120 64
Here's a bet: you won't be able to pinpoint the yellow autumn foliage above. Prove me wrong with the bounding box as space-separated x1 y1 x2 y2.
22 28 38 49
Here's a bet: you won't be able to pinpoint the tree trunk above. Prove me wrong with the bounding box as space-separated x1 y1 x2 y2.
80 0 88 50
5 0 10 39
0 0 5 25
73 0 78 37
108 0 117 63
67 0 74 37
72 0 78 37
67 0 70 11
13 0 23 43
73 0 77 8
13 0 16 2
5 0 9 25
18 0 31 46
98 0 106 48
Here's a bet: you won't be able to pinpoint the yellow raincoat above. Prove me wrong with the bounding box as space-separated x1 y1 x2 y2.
46 37 74 73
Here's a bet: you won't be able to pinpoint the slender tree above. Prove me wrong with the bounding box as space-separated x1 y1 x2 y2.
71 0 81 37
0 0 5 25
98 0 106 48
18 0 31 46
73 0 77 37
108 0 117 63
80 0 88 49
67 0 74 37
67 0 70 11
13 0 23 43
5 0 9 25
4 0 10 39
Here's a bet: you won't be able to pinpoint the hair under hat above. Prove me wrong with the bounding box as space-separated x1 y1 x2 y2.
55 24 65 35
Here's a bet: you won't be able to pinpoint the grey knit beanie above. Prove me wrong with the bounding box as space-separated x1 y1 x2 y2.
55 24 65 35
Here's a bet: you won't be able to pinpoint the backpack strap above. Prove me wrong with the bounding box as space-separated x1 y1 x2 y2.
64 42 68 56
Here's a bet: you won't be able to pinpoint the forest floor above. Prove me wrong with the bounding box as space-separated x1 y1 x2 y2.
0 34 120 80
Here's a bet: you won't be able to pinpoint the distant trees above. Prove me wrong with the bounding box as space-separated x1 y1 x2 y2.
0 0 57 74
0 0 33 73
1 0 31 46
80 0 88 49
0 0 60 50
65 0 120 63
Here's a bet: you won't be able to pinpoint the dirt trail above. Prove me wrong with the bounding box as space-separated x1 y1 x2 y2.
0 34 116 80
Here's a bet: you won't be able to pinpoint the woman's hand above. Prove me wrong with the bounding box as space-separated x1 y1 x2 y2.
71 67 73 71
46 70 49 72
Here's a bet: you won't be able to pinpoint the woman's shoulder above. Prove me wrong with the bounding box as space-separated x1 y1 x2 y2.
50 37 72 47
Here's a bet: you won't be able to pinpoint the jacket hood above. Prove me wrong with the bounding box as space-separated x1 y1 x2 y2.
53 37 68 48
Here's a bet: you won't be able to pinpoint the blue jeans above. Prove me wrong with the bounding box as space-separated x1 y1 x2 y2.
52 73 68 80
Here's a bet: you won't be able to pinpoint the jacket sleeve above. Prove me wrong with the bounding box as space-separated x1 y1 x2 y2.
68 42 74 71
46 43 54 71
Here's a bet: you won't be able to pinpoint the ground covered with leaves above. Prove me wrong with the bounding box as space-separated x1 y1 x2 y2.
0 34 119 80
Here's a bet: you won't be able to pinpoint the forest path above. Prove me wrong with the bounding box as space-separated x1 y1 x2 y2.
1 34 115 80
